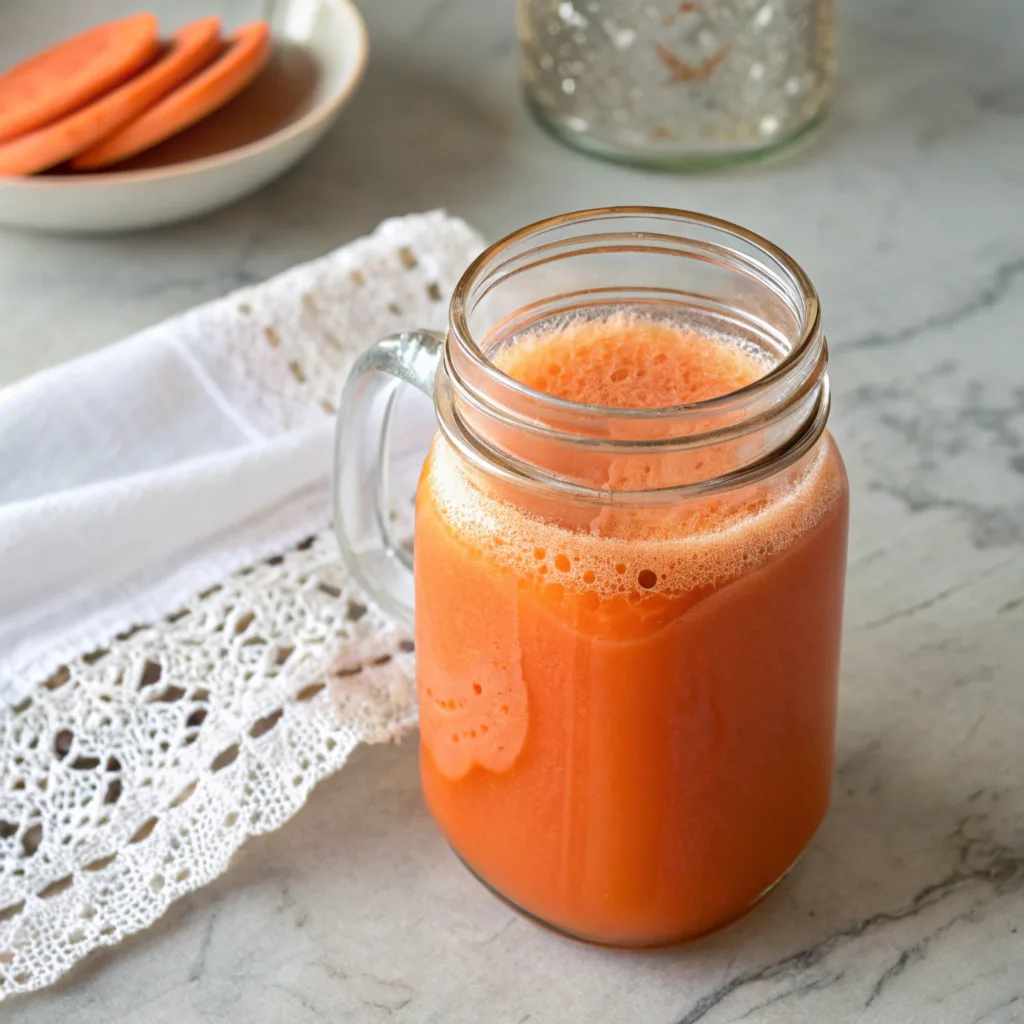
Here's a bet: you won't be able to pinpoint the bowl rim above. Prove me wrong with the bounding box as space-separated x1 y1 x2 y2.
0 0 369 189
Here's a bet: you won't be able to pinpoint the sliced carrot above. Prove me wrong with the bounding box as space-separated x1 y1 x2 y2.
72 22 272 171
0 19 223 177
0 14 161 144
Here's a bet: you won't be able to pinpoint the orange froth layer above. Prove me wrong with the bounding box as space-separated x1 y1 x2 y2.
493 312 767 408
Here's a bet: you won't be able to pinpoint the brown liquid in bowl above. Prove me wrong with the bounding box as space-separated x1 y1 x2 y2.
52 41 323 174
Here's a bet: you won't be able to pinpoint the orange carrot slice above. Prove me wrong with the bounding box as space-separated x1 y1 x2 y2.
0 14 161 144
72 22 272 171
0 19 223 177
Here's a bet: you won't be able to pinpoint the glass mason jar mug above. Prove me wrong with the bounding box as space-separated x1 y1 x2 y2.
335 208 849 947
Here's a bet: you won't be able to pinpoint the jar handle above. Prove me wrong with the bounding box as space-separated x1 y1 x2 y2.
333 330 444 628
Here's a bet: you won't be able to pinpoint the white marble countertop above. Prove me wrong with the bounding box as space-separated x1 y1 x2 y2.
3 0 1024 1020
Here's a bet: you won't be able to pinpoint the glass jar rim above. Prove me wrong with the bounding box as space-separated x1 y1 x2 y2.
436 206 831 504
448 206 822 423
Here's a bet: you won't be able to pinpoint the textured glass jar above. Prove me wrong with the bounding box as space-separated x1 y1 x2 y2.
517 0 836 169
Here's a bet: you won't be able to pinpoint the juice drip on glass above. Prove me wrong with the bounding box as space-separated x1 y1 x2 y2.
414 312 848 945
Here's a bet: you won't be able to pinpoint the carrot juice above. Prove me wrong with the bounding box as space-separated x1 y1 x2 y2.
413 311 849 946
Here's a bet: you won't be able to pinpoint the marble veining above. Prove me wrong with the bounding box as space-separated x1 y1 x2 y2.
1 0 1022 1020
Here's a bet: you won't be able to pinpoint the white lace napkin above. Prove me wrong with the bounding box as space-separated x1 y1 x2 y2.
0 211 485 1000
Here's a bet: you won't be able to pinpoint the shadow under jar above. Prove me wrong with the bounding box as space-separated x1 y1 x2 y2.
518 0 836 170
335 208 849 947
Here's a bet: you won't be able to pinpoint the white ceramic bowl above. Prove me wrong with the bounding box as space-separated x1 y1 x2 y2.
0 0 368 233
